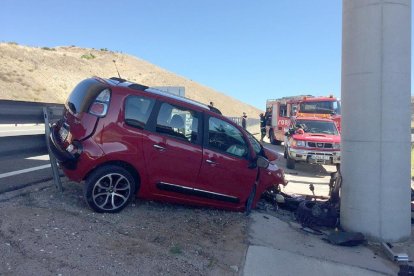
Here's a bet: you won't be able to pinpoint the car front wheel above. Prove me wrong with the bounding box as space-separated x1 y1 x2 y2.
84 165 136 213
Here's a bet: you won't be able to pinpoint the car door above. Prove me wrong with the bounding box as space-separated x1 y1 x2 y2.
142 101 203 196
196 115 258 205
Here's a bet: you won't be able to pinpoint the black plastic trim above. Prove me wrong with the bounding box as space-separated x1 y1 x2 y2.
157 182 240 204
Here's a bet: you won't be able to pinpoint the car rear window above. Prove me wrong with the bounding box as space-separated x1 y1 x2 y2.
124 95 155 129
66 78 108 114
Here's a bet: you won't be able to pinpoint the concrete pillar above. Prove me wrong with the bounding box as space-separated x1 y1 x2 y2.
341 0 411 242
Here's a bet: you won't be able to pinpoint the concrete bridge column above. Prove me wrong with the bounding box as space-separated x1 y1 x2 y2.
341 0 411 241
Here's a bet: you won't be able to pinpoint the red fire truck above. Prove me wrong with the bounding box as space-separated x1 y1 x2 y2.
266 95 341 145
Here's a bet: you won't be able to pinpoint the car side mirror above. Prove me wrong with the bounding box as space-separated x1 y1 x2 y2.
256 156 269 169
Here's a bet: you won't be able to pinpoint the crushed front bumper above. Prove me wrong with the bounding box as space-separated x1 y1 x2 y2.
288 148 340 165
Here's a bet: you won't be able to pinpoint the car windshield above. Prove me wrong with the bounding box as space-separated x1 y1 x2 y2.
295 120 338 135
299 100 341 115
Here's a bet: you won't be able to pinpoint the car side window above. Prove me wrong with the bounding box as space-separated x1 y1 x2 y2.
208 117 248 158
247 132 262 156
156 103 199 143
125 95 155 129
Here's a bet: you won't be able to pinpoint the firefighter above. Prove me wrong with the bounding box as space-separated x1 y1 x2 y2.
241 112 247 129
259 113 266 141
265 107 272 139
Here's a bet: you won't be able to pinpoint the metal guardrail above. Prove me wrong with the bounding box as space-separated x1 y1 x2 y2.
0 100 65 191
0 134 47 156
227 117 260 128
0 100 64 156
0 100 64 124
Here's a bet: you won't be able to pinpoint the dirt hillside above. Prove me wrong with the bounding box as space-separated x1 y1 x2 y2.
0 43 261 117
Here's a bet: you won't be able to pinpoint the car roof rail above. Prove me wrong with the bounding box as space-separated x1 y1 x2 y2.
128 83 150 91
109 77 127 83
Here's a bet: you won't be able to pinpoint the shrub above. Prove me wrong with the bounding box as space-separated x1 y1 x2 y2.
81 53 96 60
41 47 55 51
169 245 182 255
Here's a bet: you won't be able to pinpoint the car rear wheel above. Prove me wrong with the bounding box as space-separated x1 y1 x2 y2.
84 165 136 213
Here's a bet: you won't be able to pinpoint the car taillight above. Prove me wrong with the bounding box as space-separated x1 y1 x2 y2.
89 89 111 117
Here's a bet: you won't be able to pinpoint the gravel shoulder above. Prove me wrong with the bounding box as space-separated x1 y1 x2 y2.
0 179 248 275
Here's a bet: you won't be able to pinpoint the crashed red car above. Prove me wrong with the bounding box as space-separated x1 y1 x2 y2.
49 77 286 213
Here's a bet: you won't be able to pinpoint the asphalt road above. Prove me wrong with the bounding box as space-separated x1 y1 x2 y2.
0 151 53 194
0 124 53 193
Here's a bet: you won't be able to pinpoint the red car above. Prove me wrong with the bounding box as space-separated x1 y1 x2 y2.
49 77 286 213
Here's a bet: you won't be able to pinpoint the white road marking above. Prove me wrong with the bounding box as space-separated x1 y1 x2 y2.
0 164 51 179
26 155 50 161
0 129 44 133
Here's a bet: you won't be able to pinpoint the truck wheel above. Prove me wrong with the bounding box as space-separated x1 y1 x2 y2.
286 154 295 169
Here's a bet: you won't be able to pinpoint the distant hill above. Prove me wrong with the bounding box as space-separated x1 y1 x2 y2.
0 43 262 117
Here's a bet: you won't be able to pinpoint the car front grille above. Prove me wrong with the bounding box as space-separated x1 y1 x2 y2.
307 142 333 149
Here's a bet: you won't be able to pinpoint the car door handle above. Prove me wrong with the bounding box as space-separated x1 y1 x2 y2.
206 159 217 165
153 144 166 151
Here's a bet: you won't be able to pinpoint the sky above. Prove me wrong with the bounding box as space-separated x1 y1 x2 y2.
0 1 407 110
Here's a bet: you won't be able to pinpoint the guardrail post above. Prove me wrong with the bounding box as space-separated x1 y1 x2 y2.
43 107 63 192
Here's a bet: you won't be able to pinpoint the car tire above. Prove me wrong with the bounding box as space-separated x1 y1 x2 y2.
84 165 136 213
296 200 338 228
245 185 257 216
286 154 295 169
295 201 318 227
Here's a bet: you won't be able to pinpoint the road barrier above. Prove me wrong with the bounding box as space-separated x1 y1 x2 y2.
0 100 64 191
0 100 64 156
0 100 64 124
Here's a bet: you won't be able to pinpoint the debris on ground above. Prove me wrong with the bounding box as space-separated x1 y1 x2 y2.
295 200 338 228
259 169 370 248
324 231 365 247
382 242 410 263
398 264 414 276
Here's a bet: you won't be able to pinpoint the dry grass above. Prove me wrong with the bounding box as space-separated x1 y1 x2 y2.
0 43 262 116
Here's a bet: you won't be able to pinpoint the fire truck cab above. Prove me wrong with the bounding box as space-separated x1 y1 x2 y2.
266 95 341 145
